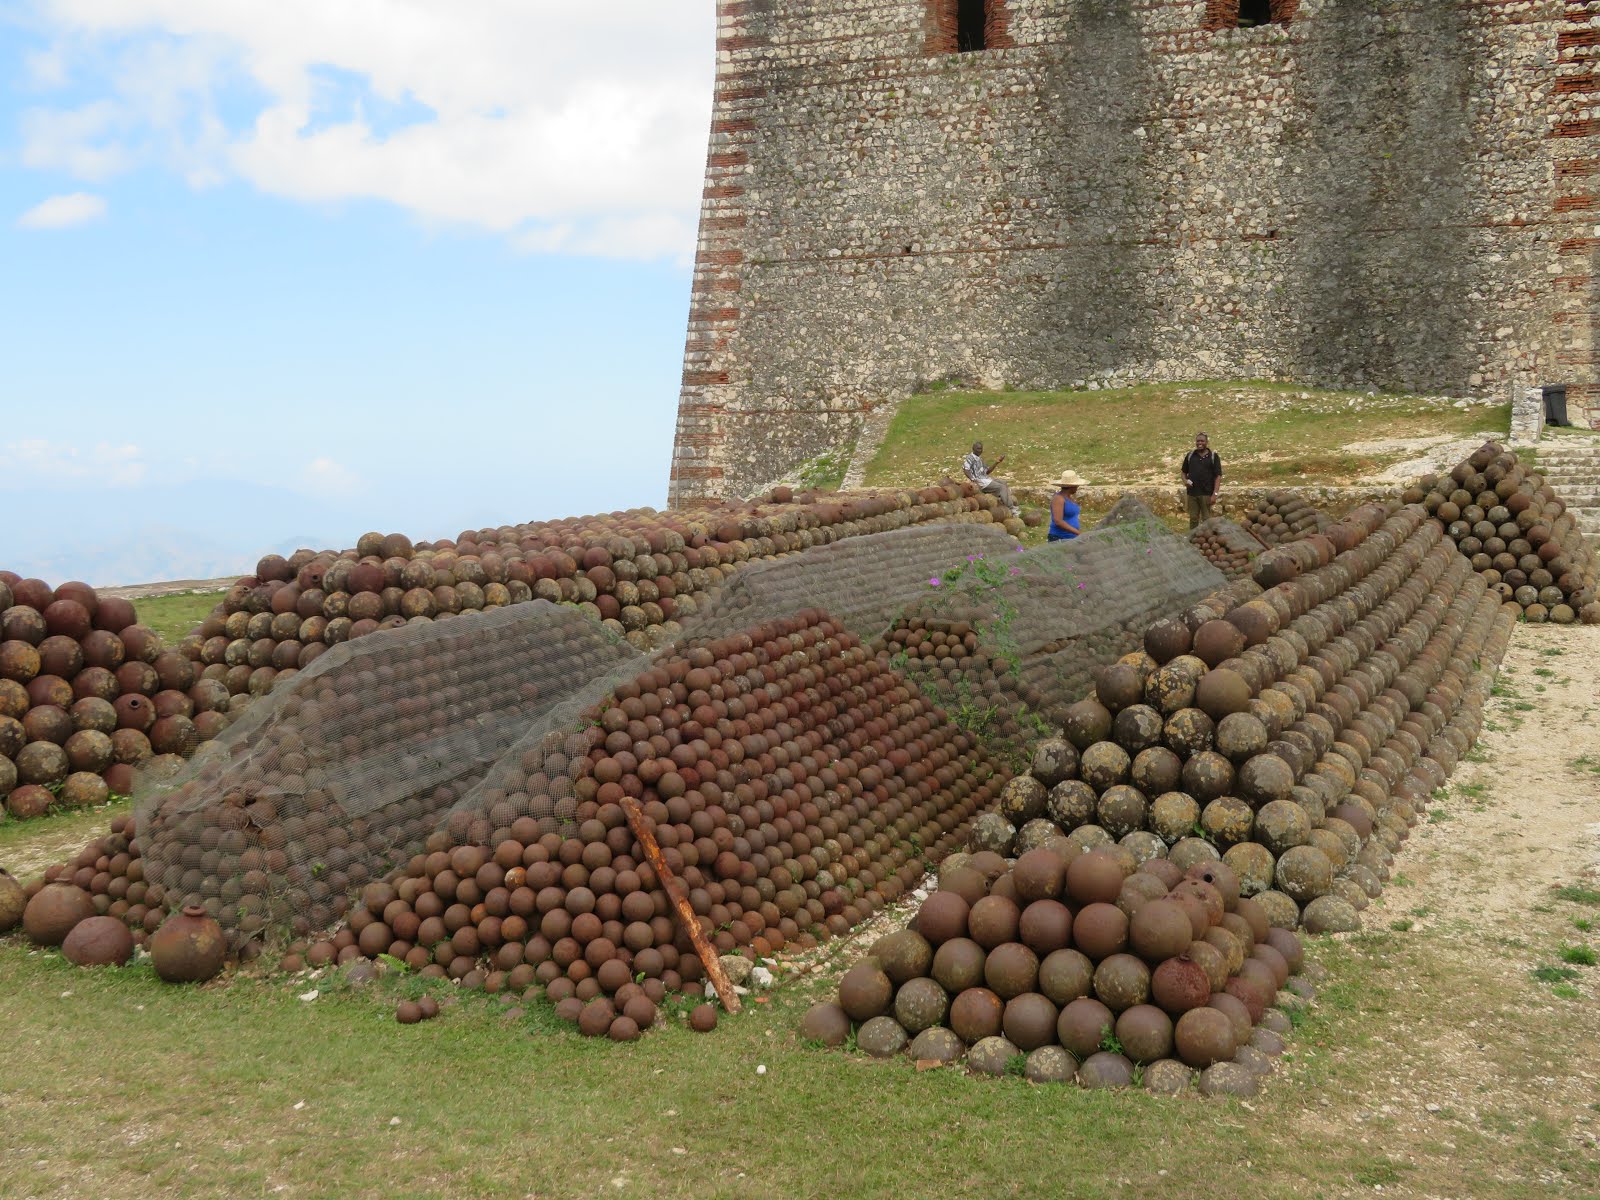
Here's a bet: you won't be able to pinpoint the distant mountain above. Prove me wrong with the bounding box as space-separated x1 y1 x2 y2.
3 479 349 586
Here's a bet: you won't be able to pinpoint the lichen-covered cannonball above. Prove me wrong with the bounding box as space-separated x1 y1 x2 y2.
1096 785 1148 839
1030 738 1079 787
1149 791 1200 844
894 977 951 1034
965 1034 1021 1076
1199 796 1254 847
1000 775 1048 825
1024 1045 1077 1084
1047 780 1097 830
1253 800 1311 857
1079 741 1131 792
968 811 1015 856
1238 753 1295 805
1301 895 1361 934
908 1026 966 1064
1142 1058 1195 1094
1275 845 1334 903
1222 842 1277 897
1253 890 1302 931
857 1015 910 1059
1062 699 1113 750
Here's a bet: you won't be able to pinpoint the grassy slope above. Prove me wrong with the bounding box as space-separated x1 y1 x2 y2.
134 591 226 645
862 382 1509 491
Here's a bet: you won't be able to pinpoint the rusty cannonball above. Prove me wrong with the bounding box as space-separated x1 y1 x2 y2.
23 882 95 946
60 914 134 966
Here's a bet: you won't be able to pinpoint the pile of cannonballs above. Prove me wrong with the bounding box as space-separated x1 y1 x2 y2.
283 609 1010 1041
176 486 1017 700
1188 518 1263 581
1410 441 1599 623
0 574 223 820
1238 491 1334 547
800 845 1307 1096
965 500 1515 935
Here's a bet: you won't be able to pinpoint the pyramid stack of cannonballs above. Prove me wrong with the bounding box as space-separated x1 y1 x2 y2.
1410 441 1599 623
1188 518 1264 581
287 608 1010 1041
1238 491 1334 547
0 573 224 821
178 487 1016 701
965 499 1517 935
800 845 1306 1096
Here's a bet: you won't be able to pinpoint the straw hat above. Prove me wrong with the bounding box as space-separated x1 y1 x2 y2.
1054 471 1086 488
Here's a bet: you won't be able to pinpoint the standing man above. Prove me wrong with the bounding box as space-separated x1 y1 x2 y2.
962 441 1020 518
1181 431 1222 529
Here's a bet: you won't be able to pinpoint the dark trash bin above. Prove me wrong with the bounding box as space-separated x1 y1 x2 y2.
1544 384 1570 428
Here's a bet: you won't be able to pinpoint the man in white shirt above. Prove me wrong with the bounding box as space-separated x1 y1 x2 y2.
961 441 1019 517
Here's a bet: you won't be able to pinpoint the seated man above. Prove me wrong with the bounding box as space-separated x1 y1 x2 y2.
961 441 1020 517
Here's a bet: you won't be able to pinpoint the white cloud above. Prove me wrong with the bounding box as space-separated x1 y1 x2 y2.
16 0 716 261
3 438 145 484
16 190 108 229
298 456 363 497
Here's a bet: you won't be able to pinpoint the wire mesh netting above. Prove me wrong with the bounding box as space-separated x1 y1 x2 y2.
676 520 1023 644
114 501 1229 953
131 601 643 943
880 503 1227 762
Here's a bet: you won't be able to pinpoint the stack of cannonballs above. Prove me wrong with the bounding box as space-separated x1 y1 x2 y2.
1188 518 1264 581
291 609 1009 1042
0 573 223 821
966 500 1517 935
1409 441 1599 623
800 845 1306 1096
1238 491 1334 547
178 487 1015 701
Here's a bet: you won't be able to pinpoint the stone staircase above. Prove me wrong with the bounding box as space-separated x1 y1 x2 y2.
1532 435 1600 540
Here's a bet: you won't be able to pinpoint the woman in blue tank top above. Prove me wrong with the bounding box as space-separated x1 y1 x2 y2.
1049 471 1084 542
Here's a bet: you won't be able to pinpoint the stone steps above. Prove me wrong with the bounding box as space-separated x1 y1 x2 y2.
1530 436 1600 544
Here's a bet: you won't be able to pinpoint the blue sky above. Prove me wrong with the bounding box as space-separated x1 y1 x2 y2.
0 2 715 585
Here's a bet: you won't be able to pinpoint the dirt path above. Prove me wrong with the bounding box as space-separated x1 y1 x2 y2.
1279 623 1600 1197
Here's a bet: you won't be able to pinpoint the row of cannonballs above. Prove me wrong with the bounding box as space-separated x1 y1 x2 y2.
966 499 1515 938
801 844 1307 1096
173 486 1017 702
0 573 222 820
1410 441 1599 623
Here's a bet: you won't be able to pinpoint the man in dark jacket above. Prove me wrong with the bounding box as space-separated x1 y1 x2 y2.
1181 432 1222 529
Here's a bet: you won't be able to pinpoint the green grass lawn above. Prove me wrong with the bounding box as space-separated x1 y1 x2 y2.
863 382 1509 491
133 590 226 645
0 919 1589 1200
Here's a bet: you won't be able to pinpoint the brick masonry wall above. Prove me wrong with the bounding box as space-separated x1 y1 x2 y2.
669 0 1598 504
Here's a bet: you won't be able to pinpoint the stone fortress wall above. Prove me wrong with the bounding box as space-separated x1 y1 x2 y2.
670 1 1600 503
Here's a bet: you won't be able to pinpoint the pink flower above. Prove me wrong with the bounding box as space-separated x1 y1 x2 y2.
929 577 942 587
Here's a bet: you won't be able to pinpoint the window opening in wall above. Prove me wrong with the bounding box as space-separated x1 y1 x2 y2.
1238 0 1273 25
958 0 987 52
